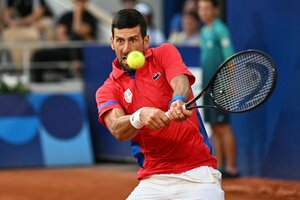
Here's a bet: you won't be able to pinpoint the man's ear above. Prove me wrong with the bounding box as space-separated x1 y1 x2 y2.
143 35 150 50
110 36 115 50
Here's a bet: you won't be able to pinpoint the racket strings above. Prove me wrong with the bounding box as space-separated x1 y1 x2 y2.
212 52 275 112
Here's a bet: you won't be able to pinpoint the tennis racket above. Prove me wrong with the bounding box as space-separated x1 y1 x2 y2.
184 49 277 113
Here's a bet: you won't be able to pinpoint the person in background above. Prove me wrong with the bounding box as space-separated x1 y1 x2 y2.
120 0 138 9
169 0 198 35
198 0 239 178
135 2 165 46
2 0 55 70
168 11 200 46
31 0 98 82
3 0 54 40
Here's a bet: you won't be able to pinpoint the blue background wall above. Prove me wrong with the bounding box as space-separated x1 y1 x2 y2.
0 93 93 168
227 0 300 179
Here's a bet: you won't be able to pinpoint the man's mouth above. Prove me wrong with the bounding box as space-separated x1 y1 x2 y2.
122 55 128 65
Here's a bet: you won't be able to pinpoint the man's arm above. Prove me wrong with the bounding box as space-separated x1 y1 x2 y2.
103 108 137 141
104 107 170 141
167 74 193 121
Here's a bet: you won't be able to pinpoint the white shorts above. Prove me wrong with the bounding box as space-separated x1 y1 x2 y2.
126 166 224 200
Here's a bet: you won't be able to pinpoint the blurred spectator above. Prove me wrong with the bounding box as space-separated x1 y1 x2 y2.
198 0 239 178
31 0 98 82
2 0 54 71
120 0 138 9
3 0 54 40
169 0 198 35
168 11 200 46
135 2 165 46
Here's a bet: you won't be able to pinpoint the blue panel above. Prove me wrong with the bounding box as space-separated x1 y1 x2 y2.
40 122 93 166
0 117 38 145
0 95 35 116
0 131 43 168
36 93 94 166
39 95 83 140
177 47 200 66
262 112 300 180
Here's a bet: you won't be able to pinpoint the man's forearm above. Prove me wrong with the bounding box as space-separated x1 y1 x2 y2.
109 115 138 141
170 75 191 101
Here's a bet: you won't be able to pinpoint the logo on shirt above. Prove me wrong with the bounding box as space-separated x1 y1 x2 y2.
152 72 161 81
124 88 133 103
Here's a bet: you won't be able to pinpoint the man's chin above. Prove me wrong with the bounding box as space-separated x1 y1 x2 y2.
120 60 135 72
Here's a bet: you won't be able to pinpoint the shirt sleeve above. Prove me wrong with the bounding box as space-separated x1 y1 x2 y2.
95 78 122 126
216 23 235 59
154 43 196 86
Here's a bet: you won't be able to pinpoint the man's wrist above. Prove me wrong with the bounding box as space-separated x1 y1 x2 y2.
168 95 186 108
130 108 144 129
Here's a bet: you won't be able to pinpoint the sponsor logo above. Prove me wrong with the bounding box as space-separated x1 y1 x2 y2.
152 72 161 80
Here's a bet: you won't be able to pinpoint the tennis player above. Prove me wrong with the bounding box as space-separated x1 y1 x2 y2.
96 9 224 200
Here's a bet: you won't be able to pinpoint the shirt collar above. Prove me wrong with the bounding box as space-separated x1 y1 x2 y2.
111 48 153 79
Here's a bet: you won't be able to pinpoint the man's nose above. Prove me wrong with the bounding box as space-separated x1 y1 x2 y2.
122 41 131 55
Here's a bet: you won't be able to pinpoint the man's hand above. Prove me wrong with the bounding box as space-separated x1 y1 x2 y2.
140 107 170 131
167 100 193 122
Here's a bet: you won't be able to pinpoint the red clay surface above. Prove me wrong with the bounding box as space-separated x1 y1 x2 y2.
0 165 299 200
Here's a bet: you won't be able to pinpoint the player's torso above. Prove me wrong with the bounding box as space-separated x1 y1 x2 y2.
114 57 173 114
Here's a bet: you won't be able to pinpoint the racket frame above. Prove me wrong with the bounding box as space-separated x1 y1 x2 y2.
184 49 277 113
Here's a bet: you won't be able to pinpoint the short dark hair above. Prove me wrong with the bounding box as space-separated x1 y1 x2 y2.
198 0 219 7
111 9 147 38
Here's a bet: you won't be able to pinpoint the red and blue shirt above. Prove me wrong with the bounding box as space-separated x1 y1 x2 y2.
96 43 217 179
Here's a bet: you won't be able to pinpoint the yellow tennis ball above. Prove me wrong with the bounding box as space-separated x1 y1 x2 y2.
127 51 145 69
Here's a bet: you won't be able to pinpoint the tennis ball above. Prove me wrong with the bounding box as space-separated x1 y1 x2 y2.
127 51 145 69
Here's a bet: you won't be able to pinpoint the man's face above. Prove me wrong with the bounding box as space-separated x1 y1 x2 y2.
110 26 149 71
198 1 216 24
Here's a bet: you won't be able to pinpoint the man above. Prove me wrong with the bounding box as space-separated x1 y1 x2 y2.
96 9 224 200
31 0 98 82
198 0 239 178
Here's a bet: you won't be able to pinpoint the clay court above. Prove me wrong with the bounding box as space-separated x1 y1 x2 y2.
0 164 299 200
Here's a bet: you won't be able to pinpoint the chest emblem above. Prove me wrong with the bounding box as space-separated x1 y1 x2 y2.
124 88 133 103
152 72 161 81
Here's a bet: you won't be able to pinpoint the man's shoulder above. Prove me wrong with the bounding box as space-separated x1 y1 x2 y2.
152 43 178 54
